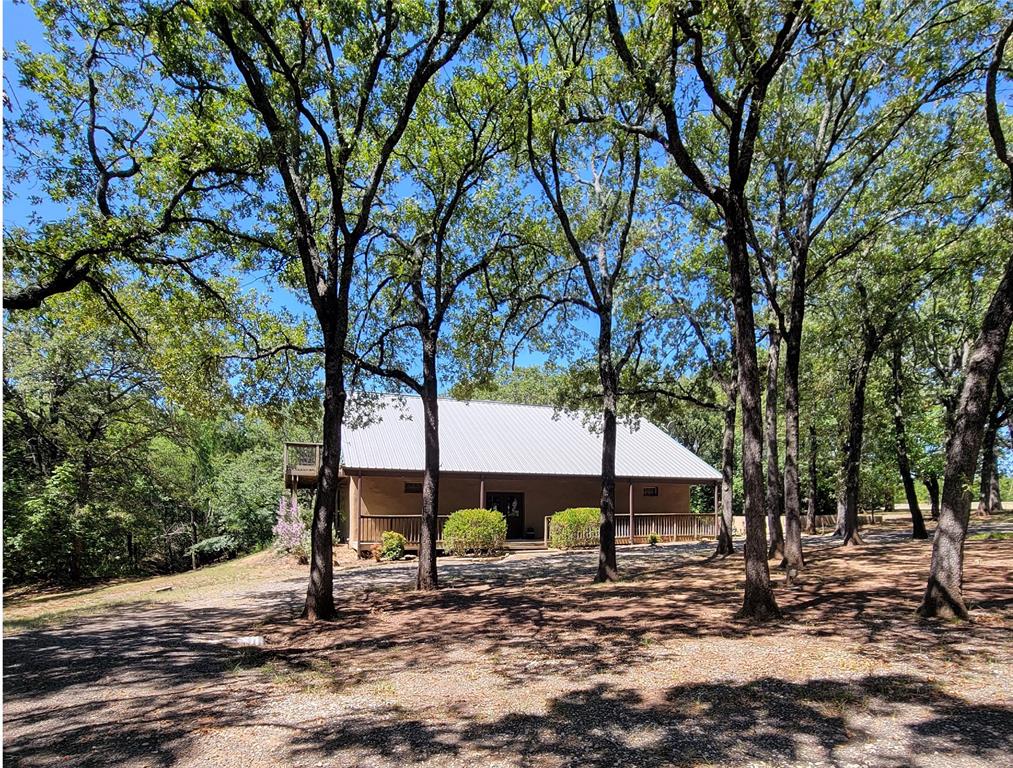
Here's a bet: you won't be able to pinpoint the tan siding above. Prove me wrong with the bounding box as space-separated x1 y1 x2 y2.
352 473 693 541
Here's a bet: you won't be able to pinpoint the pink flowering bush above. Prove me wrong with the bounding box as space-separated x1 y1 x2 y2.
273 496 309 562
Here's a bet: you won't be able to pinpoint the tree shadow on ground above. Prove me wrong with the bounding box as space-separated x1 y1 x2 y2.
279 674 1012 767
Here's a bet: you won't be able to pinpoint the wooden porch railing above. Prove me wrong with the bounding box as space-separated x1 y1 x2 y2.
284 442 322 481
358 514 453 546
543 512 718 548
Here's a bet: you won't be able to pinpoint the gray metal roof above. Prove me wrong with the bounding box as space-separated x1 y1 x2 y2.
342 395 721 482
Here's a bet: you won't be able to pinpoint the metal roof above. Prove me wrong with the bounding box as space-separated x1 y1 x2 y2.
342 395 721 482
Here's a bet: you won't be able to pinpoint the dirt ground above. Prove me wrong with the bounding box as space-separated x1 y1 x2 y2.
4 521 1012 768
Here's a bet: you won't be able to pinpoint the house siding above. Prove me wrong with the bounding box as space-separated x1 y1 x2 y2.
349 472 691 546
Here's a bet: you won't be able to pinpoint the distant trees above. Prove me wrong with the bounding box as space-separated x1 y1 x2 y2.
2 289 293 582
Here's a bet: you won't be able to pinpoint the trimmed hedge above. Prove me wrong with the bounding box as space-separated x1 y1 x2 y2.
549 507 600 549
374 530 407 561
442 508 506 556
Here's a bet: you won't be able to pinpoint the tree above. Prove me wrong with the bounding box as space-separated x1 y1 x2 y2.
746 0 995 574
918 18 1013 619
516 3 675 583
2 281 287 582
890 339 928 538
977 384 1010 517
348 73 515 591
4 5 257 320
145 0 493 619
764 322 785 559
605 0 807 618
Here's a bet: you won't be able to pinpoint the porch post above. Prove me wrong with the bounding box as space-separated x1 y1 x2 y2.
479 477 485 508
349 473 361 551
629 480 634 545
713 483 719 536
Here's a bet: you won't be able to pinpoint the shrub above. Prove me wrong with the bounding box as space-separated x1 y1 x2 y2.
273 496 310 563
549 507 600 549
375 531 407 561
442 508 506 556
185 535 238 564
647 531 660 547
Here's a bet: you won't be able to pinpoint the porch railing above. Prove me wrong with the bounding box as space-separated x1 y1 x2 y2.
543 512 718 548
358 514 452 546
284 442 322 480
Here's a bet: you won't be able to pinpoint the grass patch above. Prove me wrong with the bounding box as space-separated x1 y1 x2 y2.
4 599 154 634
968 531 1013 541
3 550 305 634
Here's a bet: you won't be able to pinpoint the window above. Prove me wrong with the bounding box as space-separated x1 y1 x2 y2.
643 486 659 497
404 482 422 494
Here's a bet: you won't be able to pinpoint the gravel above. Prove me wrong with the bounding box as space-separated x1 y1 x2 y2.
4 521 1011 767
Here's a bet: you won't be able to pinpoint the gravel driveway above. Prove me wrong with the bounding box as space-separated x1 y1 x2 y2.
4 524 1012 768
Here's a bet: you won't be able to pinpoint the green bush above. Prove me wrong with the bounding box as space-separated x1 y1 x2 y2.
549 507 600 549
442 508 506 556
647 532 660 547
375 531 408 561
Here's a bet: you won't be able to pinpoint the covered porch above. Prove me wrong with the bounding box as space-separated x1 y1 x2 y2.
284 442 720 553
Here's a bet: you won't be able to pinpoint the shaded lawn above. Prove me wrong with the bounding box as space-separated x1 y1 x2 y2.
2 550 307 634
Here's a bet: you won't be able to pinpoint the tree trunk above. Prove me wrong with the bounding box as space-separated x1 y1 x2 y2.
833 478 846 536
891 344 927 539
781 232 809 574
988 456 1003 515
782 328 804 572
805 424 818 534
595 385 619 583
165 527 174 573
765 324 785 560
69 521 83 582
726 218 779 620
977 413 1001 518
715 393 737 556
190 506 199 570
417 335 440 591
924 473 940 520
919 255 1013 619
841 349 876 546
304 341 342 621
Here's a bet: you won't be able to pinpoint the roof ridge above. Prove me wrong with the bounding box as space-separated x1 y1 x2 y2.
356 391 571 411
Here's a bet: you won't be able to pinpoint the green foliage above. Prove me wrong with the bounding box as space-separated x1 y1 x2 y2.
2 291 298 583
442 509 507 556
548 507 600 550
374 531 408 562
209 441 280 553
647 532 660 547
185 535 239 562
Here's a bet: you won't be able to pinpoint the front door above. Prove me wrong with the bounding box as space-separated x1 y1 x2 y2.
486 491 525 539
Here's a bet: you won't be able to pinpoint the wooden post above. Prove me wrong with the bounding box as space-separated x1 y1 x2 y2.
629 481 634 545
479 477 486 508
713 483 719 536
349 474 362 551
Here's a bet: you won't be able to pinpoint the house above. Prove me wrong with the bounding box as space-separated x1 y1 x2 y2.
283 395 722 553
